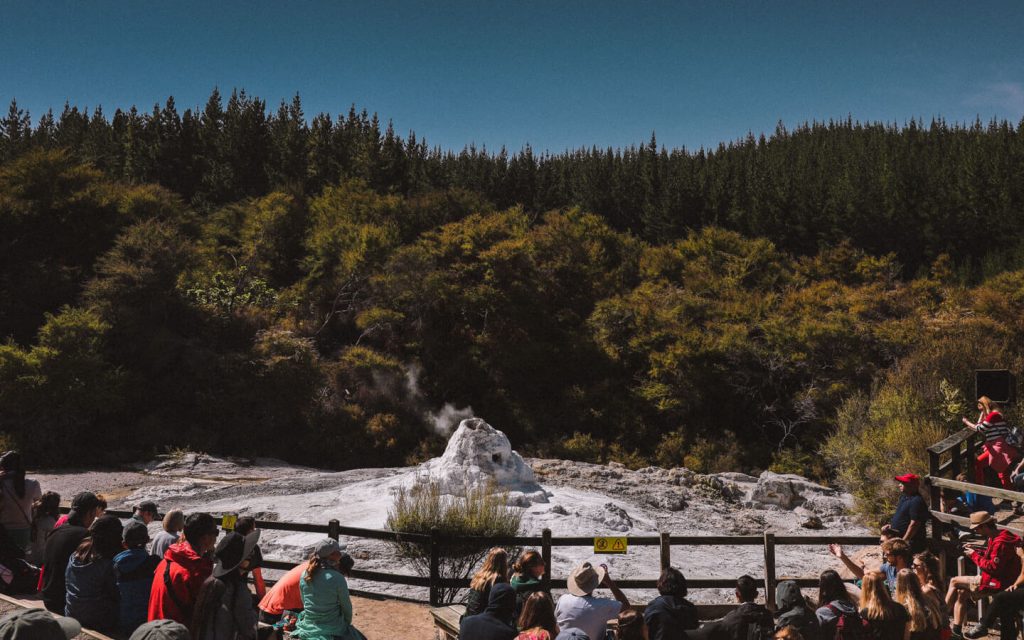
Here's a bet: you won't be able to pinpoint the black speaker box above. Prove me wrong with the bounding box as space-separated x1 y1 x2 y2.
975 369 1016 404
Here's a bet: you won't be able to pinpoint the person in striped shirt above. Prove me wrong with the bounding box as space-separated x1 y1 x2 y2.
963 396 1020 490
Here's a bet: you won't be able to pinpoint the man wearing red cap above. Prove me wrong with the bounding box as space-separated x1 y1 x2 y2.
887 473 929 553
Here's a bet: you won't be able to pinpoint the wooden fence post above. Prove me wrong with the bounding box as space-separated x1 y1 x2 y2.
928 450 942 546
660 532 671 571
763 532 776 611
966 433 977 478
542 529 552 591
328 519 340 541
429 528 440 607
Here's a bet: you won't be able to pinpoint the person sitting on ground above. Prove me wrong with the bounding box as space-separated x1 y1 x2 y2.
964 396 1020 490
894 569 943 640
774 579 820 640
41 491 101 614
64 514 124 634
233 516 266 600
257 550 310 624
516 591 559 640
617 609 647 640
814 569 861 639
860 570 909 640
460 582 518 640
645 566 698 640
27 490 60 566
129 619 191 640
963 542 1024 639
148 512 219 625
115 521 161 636
830 538 912 592
466 547 511 618
0 451 42 553
293 538 366 640
0 608 81 640
696 574 774 640
910 552 945 610
945 510 1021 638
191 530 260 640
511 550 547 619
555 562 631 640
151 509 185 561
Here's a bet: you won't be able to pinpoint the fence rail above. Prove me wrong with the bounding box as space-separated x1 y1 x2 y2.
61 505 875 606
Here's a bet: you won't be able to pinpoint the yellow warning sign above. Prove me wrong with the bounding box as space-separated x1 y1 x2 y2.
593 537 628 554
221 514 237 531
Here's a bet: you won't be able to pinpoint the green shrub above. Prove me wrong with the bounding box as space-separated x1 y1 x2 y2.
385 481 522 604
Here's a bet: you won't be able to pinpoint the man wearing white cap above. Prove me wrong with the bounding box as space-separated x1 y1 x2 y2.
555 562 631 640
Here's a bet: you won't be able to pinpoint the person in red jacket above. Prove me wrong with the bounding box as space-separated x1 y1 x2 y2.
147 513 219 625
945 511 1022 637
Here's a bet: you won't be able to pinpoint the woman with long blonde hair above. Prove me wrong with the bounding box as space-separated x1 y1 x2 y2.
911 552 945 611
963 396 1019 489
860 570 910 640
894 569 943 640
465 547 510 617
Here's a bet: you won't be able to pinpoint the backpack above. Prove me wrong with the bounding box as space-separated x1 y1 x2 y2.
828 604 876 640
1007 425 1023 449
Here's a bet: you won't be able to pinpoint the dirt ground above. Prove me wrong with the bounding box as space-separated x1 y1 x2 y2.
351 595 435 639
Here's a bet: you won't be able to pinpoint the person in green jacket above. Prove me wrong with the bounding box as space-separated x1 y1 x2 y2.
293 539 366 640
510 550 547 622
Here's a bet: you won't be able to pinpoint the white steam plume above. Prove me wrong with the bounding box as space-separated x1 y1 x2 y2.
428 403 474 436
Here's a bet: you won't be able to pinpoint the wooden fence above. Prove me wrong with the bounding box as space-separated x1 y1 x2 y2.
926 426 1024 540
64 507 876 606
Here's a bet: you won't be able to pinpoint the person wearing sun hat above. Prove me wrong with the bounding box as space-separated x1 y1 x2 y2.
944 511 1022 638
190 530 260 639
885 473 929 553
555 562 631 640
0 608 81 639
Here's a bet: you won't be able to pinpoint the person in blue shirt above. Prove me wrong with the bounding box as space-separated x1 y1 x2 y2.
886 473 930 553
955 473 996 514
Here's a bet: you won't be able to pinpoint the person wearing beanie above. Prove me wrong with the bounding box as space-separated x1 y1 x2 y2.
191 530 260 640
41 491 101 613
115 521 161 636
64 514 124 634
0 608 81 640
293 538 366 640
148 512 218 625
129 619 190 640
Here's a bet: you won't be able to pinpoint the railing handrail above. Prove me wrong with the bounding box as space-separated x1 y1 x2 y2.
927 427 975 455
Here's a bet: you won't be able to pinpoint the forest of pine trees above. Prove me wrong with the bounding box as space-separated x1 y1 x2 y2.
3 88 1024 517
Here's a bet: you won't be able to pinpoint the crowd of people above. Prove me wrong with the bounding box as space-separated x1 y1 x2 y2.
3 394 1024 639
0 452 366 640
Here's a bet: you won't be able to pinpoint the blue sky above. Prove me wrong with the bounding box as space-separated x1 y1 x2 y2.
1 1 1022 153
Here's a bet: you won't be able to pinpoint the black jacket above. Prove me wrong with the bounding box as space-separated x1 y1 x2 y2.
698 601 774 640
775 581 820 640
645 594 700 640
41 523 89 613
460 583 517 640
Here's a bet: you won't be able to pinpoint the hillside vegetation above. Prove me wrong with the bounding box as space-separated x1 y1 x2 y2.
3 90 1024 519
